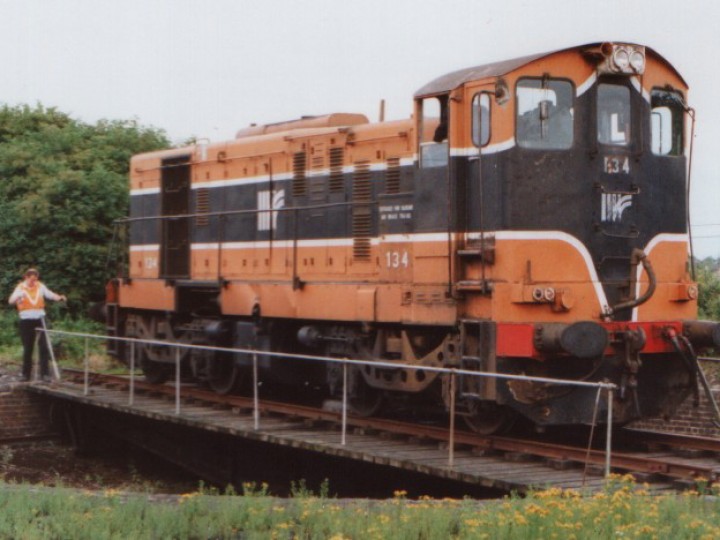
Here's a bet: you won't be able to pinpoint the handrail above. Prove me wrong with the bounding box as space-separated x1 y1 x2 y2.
38 328 617 478
115 199 371 225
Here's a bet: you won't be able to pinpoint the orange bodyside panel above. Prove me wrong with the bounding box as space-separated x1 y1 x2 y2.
118 280 175 311
482 236 606 322
129 249 160 279
635 239 697 321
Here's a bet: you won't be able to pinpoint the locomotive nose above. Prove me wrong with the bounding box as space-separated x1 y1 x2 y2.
535 321 609 358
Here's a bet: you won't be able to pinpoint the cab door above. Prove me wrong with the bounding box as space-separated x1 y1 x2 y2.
160 154 192 279
411 94 451 285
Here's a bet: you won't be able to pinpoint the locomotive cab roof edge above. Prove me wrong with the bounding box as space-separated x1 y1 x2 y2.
414 41 687 98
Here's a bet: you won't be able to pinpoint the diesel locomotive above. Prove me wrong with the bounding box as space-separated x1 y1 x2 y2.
107 42 720 433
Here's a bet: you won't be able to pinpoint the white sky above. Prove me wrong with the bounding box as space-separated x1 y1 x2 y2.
0 0 718 257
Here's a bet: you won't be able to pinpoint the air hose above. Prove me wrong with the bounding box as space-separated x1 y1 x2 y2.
607 249 656 317
666 328 720 429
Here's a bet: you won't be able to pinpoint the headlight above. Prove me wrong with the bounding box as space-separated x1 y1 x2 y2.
629 50 645 73
593 43 646 75
613 48 630 71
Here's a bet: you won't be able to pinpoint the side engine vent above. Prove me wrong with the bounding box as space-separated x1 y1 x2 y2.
385 157 400 194
352 160 372 261
292 152 307 197
195 188 210 226
329 147 345 193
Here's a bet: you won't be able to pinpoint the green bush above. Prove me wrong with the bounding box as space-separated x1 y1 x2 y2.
697 258 720 321
0 104 168 317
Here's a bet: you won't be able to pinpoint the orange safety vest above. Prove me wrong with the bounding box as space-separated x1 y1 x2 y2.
16 282 46 312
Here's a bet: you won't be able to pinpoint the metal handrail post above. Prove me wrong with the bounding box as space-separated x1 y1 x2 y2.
253 352 259 430
448 371 456 468
175 346 181 415
129 341 135 406
605 388 613 477
341 362 348 446
83 337 89 396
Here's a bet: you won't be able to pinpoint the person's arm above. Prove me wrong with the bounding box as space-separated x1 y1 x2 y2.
41 284 66 302
8 286 23 305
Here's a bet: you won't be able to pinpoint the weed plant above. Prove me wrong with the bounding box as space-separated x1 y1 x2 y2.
1 475 720 539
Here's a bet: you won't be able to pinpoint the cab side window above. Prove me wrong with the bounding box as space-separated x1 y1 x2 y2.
419 95 449 168
516 78 574 149
651 89 684 156
472 93 491 147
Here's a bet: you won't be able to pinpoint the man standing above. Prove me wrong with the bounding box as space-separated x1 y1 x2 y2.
8 268 66 382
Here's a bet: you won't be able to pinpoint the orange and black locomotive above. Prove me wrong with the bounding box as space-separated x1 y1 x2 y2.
107 42 720 433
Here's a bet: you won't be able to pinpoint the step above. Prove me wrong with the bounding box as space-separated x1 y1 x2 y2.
456 280 489 292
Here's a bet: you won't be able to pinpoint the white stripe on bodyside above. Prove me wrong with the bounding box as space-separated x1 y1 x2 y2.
630 76 651 103
492 230 609 313
450 138 516 157
131 230 609 312
130 187 161 196
131 161 419 195
631 233 688 321
576 73 597 97
191 172 293 190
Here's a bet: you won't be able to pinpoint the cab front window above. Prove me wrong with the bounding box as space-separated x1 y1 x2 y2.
516 78 573 150
597 83 631 146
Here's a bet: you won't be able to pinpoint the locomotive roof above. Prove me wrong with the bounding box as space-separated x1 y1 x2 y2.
414 42 686 97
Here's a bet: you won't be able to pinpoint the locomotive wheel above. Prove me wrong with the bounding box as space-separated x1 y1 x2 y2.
129 314 186 385
207 355 244 395
463 403 517 435
348 371 384 417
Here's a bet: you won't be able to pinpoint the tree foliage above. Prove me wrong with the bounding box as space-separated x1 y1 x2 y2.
0 104 168 315
697 257 720 321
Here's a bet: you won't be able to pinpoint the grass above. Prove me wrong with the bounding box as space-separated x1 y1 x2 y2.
1 476 720 539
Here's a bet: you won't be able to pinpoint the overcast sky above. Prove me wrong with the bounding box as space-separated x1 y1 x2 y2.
0 0 717 257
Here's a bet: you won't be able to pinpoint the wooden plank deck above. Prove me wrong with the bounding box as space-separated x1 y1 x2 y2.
27 381 674 494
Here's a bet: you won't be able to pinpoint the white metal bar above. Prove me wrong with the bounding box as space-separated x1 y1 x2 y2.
83 337 89 396
42 328 616 392
605 388 613 477
129 341 135 406
341 362 348 446
253 352 259 430
448 372 456 468
175 346 181 415
40 318 61 380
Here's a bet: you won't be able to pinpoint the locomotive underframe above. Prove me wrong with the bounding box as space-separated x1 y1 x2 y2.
114 301 695 429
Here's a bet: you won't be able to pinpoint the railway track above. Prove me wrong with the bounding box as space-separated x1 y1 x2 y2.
0 434 57 446
55 369 720 487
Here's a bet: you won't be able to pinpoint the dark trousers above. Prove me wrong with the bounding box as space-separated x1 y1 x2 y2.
19 318 50 379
